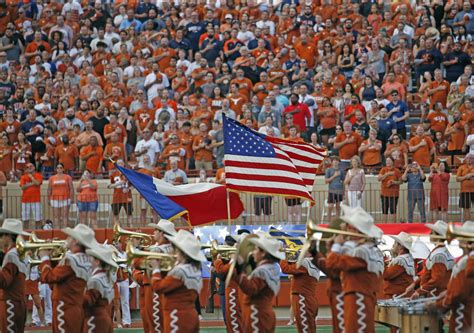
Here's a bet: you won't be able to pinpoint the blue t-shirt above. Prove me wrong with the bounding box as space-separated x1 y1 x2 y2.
377 118 396 134
387 101 409 129
325 167 344 194
186 22 205 51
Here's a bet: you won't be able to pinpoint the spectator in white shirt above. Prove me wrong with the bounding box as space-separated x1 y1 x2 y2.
134 129 161 168
258 115 281 137
164 160 188 185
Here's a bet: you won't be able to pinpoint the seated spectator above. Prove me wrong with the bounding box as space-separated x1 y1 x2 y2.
164 160 188 185
409 125 436 168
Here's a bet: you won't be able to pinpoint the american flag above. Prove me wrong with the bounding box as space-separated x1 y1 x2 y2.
223 116 326 202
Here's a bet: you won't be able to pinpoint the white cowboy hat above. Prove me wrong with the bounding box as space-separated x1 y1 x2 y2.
339 204 383 238
0 219 30 236
426 220 448 237
147 219 177 236
391 232 413 252
165 230 206 262
63 224 99 249
411 238 431 259
249 232 285 260
452 221 474 235
86 245 118 269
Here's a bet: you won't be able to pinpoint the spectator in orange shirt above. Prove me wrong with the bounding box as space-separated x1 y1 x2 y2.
444 110 465 159
359 129 382 170
76 170 99 228
427 102 449 135
47 163 74 228
378 157 403 223
334 121 363 171
192 123 213 172
54 135 79 174
317 97 339 147
456 153 474 221
19 163 43 228
80 136 103 175
344 94 366 125
427 69 450 108
409 125 436 168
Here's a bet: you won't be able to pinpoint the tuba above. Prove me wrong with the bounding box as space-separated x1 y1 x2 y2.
113 224 153 248
126 242 176 272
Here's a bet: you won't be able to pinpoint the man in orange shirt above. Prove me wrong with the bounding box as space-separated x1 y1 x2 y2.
427 69 450 108
103 133 127 172
161 134 187 170
408 125 436 167
445 110 465 159
54 136 79 174
378 157 403 223
192 123 213 171
80 136 103 175
151 37 177 70
19 163 43 228
103 113 127 146
334 121 363 171
427 102 449 135
294 34 317 69
456 153 474 221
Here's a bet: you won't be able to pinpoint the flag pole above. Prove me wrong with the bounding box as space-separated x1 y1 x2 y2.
226 189 232 229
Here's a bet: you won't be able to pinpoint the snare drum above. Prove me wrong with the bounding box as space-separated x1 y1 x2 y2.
375 299 406 328
399 305 441 333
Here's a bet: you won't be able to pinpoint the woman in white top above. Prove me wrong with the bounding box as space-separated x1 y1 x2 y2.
344 155 366 208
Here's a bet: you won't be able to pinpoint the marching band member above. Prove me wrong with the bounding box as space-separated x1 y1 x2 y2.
83 245 117 333
146 219 177 333
213 235 241 333
26 262 46 327
280 244 320 333
233 232 284 333
114 242 131 328
315 232 356 333
38 224 98 333
409 221 454 299
434 222 474 333
150 229 204 333
383 232 415 299
0 219 30 333
326 205 384 333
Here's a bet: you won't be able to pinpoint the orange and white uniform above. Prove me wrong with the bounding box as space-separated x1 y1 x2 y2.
383 253 415 298
234 261 280 333
437 254 474 333
417 245 454 297
131 259 152 333
214 258 242 333
39 250 91 333
326 242 384 333
0 245 28 333
315 242 355 333
280 258 320 333
151 263 202 333
83 268 114 333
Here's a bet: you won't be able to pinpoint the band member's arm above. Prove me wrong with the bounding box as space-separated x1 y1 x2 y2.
419 263 448 296
326 251 367 272
313 253 331 276
467 256 474 278
83 289 102 308
214 259 230 274
280 260 307 275
151 273 184 293
234 274 267 296
0 262 18 288
39 261 75 283
383 264 405 281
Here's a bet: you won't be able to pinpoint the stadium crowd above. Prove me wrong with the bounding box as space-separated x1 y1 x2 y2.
0 0 471 227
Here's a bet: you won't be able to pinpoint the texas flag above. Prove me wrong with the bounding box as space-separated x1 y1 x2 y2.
117 166 244 226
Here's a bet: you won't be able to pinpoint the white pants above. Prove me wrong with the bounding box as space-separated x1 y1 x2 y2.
32 283 52 325
347 191 363 208
118 279 131 325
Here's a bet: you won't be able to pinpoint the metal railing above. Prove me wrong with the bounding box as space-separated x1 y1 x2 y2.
2 186 467 229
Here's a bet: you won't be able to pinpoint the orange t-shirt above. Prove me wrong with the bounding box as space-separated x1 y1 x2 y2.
110 171 132 204
446 121 465 151
54 145 79 171
335 132 363 160
456 164 474 193
409 135 434 167
77 179 98 203
103 123 127 144
427 111 448 133
49 174 72 201
20 172 43 203
161 144 187 170
428 80 450 108
319 107 338 129
80 145 104 174
379 167 402 197
193 134 213 162
361 140 382 166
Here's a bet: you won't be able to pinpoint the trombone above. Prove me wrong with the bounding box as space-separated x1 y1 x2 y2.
126 242 176 272
446 223 474 243
16 235 66 260
202 240 236 260
113 224 153 248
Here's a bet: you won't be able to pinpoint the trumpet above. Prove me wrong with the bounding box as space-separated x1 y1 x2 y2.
126 242 176 272
28 256 63 266
113 224 153 248
202 240 236 260
16 236 66 260
308 225 374 240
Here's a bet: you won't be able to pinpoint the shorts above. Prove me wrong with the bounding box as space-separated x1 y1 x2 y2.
459 192 474 209
285 198 302 206
254 197 272 216
50 199 71 208
77 201 98 212
195 160 213 171
319 127 336 136
22 202 42 222
328 192 343 204
112 202 133 216
381 196 399 215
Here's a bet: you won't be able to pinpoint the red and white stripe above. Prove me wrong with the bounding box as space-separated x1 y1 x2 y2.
224 138 326 202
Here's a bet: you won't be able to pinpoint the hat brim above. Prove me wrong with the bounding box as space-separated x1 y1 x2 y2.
249 237 285 260
0 228 30 237
86 248 118 269
165 234 207 262
63 228 98 249
147 223 176 236
390 235 412 252
426 224 447 237
341 217 383 238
